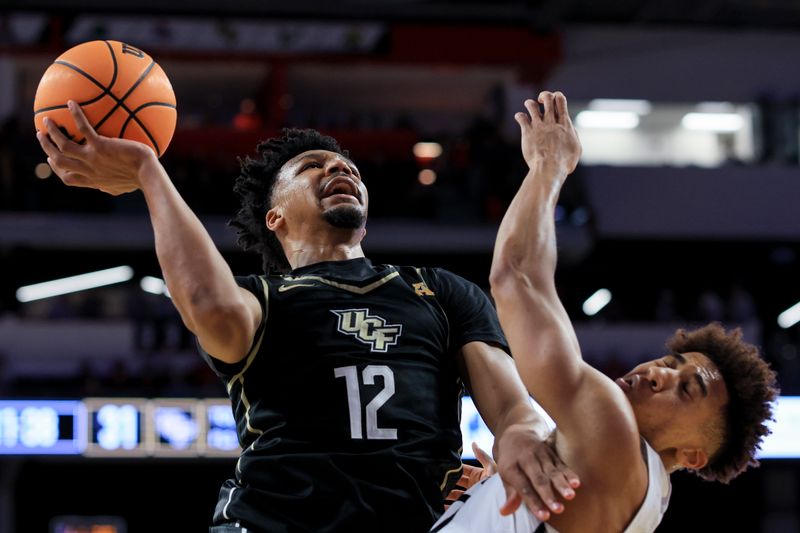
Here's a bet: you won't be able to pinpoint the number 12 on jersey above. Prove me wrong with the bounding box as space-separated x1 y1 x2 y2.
334 365 398 440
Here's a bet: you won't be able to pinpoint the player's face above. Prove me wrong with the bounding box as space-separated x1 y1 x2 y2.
273 149 368 231
616 351 729 457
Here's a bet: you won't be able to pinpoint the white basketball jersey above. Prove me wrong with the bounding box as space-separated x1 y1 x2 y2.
430 439 672 533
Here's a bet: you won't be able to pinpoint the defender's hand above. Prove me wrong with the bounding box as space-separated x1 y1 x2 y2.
494 424 580 521
36 100 156 196
514 91 582 176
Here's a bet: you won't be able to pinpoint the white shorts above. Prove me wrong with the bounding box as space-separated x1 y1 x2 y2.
430 474 555 533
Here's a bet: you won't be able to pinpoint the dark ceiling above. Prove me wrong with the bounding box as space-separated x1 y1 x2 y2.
5 0 800 29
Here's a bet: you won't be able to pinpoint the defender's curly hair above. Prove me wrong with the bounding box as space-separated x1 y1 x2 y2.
666 322 779 484
230 128 348 273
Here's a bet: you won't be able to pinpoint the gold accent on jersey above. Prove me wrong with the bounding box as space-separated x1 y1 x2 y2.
415 267 450 351
277 283 317 292
412 281 435 296
282 270 399 294
226 277 270 436
439 462 464 492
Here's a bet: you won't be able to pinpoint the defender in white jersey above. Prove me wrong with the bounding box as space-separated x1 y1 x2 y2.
434 92 778 533
433 438 670 533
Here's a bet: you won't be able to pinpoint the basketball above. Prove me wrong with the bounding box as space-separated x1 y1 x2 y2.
33 40 177 157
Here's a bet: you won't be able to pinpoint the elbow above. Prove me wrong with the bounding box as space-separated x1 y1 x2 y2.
490 254 552 309
182 290 254 340
490 265 533 314
190 301 251 337
490 253 532 300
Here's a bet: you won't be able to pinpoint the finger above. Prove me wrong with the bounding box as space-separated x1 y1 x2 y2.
472 442 497 475
566 470 581 489
37 130 63 159
514 111 530 130
542 448 581 494
519 461 562 513
499 489 522 516
554 91 570 126
67 100 99 143
42 117 79 155
49 164 93 189
45 151 95 180
500 468 550 521
538 91 556 123
523 98 542 122
549 472 577 501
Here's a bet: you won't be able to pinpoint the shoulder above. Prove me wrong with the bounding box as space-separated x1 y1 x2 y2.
554 366 649 502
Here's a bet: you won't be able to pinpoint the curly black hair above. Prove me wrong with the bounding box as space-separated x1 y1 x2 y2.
665 322 779 484
230 128 348 273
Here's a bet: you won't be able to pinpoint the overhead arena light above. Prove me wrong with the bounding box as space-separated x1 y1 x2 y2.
587 98 652 115
140 276 171 298
681 112 744 132
582 288 612 316
575 111 639 130
778 301 800 329
16 266 134 303
412 142 443 160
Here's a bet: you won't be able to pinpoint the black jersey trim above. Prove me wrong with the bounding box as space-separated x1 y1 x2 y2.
281 270 399 294
226 277 270 436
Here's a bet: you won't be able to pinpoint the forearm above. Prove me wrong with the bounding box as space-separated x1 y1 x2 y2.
463 343 550 439
490 161 566 291
493 395 551 441
137 157 245 332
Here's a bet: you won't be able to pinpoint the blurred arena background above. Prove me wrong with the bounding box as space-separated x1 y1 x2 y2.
1 1 800 531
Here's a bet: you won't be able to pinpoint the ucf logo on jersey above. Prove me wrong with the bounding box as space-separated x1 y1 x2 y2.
331 308 403 352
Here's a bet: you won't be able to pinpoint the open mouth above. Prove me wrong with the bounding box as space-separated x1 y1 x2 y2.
321 176 360 202
616 375 639 391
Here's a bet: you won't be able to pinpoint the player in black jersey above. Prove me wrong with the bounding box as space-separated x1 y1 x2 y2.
38 105 580 532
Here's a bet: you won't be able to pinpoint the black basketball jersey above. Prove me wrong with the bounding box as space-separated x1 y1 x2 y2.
199 258 508 533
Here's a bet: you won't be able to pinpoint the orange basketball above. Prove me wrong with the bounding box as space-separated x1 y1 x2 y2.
34 40 177 157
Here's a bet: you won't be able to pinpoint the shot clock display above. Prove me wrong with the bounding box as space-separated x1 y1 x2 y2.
0 396 797 459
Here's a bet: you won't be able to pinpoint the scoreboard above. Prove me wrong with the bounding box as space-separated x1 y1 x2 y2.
0 398 238 458
1 396 797 458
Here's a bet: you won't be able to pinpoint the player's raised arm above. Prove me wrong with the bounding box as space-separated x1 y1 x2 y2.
489 92 636 447
488 92 582 419
37 102 261 363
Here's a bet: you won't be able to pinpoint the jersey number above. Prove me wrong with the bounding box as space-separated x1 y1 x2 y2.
334 365 398 440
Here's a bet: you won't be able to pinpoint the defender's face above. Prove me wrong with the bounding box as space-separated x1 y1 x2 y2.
617 351 729 452
272 149 368 230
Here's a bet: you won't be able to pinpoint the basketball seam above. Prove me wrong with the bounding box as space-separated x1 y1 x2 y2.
103 40 119 91
37 59 128 143
120 101 177 157
93 59 157 134
119 101 176 141
33 60 116 115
